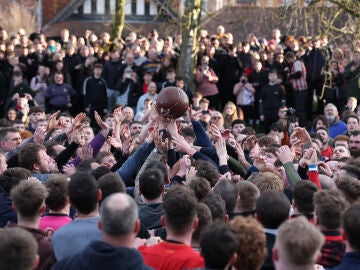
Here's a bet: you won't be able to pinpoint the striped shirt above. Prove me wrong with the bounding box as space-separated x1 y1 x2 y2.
291 60 308 91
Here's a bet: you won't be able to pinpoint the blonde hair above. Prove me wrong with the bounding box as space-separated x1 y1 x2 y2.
253 170 284 193
222 101 238 129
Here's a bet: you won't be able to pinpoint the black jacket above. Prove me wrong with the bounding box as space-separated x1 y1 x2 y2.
103 60 123 89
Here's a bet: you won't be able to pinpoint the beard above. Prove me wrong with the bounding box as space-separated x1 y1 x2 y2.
350 147 360 158
325 114 336 123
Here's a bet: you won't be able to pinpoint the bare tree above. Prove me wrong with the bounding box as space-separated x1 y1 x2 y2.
112 0 126 39
177 0 202 92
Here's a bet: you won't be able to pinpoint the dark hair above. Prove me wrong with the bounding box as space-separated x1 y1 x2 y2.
200 223 239 269
163 185 198 234
0 227 38 270
347 115 359 124
139 168 164 200
0 167 31 195
92 166 112 180
311 133 324 144
97 173 126 205
180 127 195 138
335 176 360 204
256 190 290 229
231 119 246 129
18 143 46 171
68 172 99 214
0 127 19 141
192 202 212 243
312 115 329 129
268 68 278 75
95 152 113 164
350 130 360 137
316 126 329 134
201 193 227 222
339 164 360 179
285 51 295 59
76 159 97 174
343 203 360 251
314 190 349 230
293 181 319 214
240 127 256 136
45 141 63 158
188 177 211 201
258 136 278 148
45 174 69 211
195 160 219 187
144 160 169 180
3 167 31 179
213 179 238 213
0 176 17 196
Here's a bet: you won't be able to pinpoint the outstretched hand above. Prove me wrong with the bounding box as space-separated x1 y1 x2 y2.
95 111 110 137
290 127 311 145
46 110 61 132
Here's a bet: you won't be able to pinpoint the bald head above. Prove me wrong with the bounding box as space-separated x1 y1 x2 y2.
100 193 138 236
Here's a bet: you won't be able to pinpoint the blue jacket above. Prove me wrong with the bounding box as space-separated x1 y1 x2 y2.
328 119 347 138
327 252 360 270
116 142 155 186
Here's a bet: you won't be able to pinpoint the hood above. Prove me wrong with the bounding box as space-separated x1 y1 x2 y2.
139 203 163 230
76 240 149 270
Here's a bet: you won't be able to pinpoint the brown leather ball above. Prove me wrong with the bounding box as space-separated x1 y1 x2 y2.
155 87 189 119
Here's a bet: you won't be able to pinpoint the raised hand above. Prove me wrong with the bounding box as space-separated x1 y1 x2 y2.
46 110 61 132
243 135 257 151
113 107 124 124
214 137 228 165
34 126 47 145
95 111 110 137
185 166 197 185
231 174 243 183
290 127 311 144
166 120 179 139
172 134 196 156
62 164 76 176
153 128 168 153
107 136 122 151
188 105 202 121
79 144 93 160
94 111 109 131
302 148 318 165
276 145 294 164
318 161 333 177
177 155 192 178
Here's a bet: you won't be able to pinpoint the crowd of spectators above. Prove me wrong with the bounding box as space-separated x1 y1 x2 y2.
0 24 360 270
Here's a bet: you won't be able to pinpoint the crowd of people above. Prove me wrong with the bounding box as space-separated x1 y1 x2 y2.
0 24 360 270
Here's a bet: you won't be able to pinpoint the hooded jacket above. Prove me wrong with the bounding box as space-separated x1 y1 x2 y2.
139 202 163 230
54 240 152 270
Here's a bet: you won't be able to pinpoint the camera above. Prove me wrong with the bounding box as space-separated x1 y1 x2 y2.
284 107 296 116
241 79 246 84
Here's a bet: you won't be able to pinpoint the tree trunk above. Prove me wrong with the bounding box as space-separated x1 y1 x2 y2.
112 0 125 39
176 0 202 93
